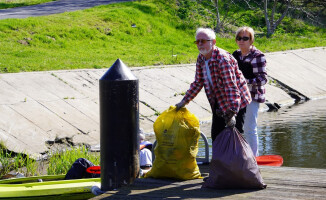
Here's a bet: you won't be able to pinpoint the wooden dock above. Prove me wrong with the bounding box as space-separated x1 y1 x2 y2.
90 165 326 200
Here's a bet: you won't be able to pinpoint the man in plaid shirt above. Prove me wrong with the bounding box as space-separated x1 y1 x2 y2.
176 28 251 141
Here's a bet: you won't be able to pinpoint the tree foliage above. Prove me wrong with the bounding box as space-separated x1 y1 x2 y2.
260 0 325 36
196 0 244 33
290 0 326 25
174 0 325 37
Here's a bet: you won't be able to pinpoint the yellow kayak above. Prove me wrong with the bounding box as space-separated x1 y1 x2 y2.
0 174 100 199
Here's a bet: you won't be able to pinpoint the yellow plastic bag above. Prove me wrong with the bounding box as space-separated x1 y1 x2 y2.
145 106 201 180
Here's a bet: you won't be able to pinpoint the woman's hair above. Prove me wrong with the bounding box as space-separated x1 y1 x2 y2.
235 26 255 42
196 28 216 40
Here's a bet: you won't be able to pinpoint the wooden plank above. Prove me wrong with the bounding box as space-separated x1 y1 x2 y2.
91 166 326 200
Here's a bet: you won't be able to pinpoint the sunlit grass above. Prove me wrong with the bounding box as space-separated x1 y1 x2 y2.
47 146 99 175
0 145 99 178
0 1 198 72
0 147 38 178
0 0 324 73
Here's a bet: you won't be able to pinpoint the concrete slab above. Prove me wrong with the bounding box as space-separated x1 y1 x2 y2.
161 67 212 111
9 99 78 140
39 99 99 140
139 116 155 134
291 47 326 71
1 72 59 102
266 48 326 99
0 79 26 105
34 73 86 100
51 70 100 100
72 134 99 146
139 102 156 118
138 66 212 121
0 47 325 158
0 105 48 158
264 84 294 106
65 98 99 124
139 88 171 113
171 66 198 85
137 71 177 100
141 67 191 94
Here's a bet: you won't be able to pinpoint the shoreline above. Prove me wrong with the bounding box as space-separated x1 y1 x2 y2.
0 47 325 158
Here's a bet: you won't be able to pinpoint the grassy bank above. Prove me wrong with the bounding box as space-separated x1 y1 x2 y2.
0 147 38 178
0 145 99 178
0 0 325 73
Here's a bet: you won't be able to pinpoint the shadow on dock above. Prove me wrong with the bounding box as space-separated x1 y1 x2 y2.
91 164 326 199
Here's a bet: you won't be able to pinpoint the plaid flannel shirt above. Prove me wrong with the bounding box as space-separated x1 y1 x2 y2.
233 46 267 103
182 46 251 114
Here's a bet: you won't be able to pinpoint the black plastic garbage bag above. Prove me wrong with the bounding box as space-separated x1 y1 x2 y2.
65 158 100 180
202 127 267 189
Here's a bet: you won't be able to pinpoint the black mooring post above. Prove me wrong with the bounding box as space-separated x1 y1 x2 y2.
99 59 139 191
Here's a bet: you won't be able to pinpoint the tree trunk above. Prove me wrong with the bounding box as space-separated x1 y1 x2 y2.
263 0 272 37
263 0 291 37
212 0 221 33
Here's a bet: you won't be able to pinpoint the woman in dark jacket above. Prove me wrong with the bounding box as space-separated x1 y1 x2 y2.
232 27 267 156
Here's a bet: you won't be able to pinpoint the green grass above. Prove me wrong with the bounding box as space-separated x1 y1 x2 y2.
0 1 198 72
0 0 325 73
0 148 38 178
47 146 99 175
0 0 56 9
0 145 99 178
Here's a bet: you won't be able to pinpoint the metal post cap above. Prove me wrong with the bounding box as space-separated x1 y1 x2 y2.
100 59 137 81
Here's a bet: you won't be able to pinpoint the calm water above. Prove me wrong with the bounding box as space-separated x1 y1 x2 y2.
198 98 326 169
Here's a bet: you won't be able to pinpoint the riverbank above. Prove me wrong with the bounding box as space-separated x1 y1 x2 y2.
0 47 325 158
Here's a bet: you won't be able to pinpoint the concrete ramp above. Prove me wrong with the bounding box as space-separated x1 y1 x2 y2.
0 47 325 158
266 47 326 100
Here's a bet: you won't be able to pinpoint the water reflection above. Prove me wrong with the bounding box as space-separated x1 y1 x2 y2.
198 98 326 169
258 98 326 169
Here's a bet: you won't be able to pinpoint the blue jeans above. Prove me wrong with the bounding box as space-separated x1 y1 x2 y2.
243 101 260 156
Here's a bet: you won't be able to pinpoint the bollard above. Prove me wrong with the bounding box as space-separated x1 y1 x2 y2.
99 59 139 191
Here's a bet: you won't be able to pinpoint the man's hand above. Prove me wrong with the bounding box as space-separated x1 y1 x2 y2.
224 109 236 127
175 101 186 111
225 116 236 127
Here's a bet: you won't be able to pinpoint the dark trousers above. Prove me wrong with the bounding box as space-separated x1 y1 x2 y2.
211 107 246 141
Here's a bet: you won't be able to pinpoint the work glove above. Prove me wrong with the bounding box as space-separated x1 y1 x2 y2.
225 116 236 127
223 109 236 128
215 109 224 117
175 101 186 111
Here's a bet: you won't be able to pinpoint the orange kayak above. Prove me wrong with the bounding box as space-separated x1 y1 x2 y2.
256 155 283 167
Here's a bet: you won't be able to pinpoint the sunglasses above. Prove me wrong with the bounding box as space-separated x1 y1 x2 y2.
236 36 250 41
194 39 212 44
